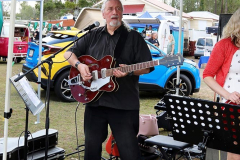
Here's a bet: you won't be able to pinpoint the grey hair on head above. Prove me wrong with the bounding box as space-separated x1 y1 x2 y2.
101 0 124 12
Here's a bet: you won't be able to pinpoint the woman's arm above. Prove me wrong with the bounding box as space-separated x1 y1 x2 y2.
204 76 240 104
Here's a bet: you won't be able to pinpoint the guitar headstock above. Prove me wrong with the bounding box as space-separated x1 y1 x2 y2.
158 54 184 67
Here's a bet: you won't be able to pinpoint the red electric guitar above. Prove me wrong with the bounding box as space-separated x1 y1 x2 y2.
68 54 183 103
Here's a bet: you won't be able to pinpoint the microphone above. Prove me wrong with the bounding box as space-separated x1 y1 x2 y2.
78 21 100 33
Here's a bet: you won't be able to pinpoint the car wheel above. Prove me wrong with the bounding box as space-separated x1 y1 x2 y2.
194 56 199 59
54 70 76 102
13 58 22 63
165 74 192 96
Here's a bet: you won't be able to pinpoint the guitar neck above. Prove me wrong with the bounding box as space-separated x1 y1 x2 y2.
106 60 159 77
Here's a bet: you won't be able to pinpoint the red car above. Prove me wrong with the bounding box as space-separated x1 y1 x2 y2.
0 23 30 63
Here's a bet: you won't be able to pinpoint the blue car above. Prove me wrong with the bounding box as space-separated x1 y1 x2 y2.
22 32 200 102
141 41 200 96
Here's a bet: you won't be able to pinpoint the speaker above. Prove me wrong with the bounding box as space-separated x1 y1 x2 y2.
218 14 233 39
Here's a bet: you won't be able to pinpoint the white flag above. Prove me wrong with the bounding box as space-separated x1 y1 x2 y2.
45 22 48 28
60 21 63 27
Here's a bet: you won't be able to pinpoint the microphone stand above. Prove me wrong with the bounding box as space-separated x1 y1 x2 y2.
14 29 91 160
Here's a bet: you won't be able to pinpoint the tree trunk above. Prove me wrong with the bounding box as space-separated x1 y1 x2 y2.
225 0 227 13
221 0 224 13
214 0 217 13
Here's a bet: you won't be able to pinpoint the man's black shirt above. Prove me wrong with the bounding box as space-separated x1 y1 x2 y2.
68 24 153 110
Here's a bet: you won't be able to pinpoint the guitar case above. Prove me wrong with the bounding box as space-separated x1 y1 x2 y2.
0 129 64 160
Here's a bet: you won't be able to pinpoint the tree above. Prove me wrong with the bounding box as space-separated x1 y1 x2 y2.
199 0 204 11
65 1 76 10
42 1 68 20
2 2 11 17
16 2 37 20
183 0 196 12
171 0 179 9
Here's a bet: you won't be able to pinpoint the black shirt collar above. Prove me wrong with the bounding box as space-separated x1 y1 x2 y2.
103 23 125 35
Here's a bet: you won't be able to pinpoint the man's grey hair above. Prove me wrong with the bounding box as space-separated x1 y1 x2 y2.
101 0 124 12
101 0 131 32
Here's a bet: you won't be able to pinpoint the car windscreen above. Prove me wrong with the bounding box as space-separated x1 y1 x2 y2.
146 43 164 56
42 33 78 45
206 39 213 46
1 25 10 37
197 38 205 46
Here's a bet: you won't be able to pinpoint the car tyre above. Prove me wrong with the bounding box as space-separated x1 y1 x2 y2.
54 70 76 102
13 58 22 63
165 74 192 96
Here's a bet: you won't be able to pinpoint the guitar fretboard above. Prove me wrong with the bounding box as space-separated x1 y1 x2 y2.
106 60 159 77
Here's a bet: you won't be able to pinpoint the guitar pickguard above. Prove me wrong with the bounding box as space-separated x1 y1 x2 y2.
90 77 110 92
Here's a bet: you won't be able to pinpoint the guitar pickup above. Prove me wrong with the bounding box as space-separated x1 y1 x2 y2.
92 70 98 80
101 68 106 78
67 74 82 86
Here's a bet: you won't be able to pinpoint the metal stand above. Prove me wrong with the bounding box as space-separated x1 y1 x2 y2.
23 107 29 160
164 94 240 159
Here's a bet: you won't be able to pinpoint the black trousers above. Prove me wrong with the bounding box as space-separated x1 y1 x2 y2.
84 106 141 160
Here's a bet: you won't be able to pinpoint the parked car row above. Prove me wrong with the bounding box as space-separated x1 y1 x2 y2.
22 29 201 102
194 37 216 59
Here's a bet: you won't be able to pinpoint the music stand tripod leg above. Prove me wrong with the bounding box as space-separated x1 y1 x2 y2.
23 107 29 160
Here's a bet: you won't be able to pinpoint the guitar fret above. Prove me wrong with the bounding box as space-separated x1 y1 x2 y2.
105 57 179 78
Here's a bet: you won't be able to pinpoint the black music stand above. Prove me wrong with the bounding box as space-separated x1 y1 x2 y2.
10 73 45 160
164 94 240 159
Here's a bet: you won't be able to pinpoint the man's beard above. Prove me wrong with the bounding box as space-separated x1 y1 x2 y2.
110 20 121 27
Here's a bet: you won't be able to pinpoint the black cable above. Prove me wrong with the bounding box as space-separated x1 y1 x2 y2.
28 131 34 160
75 102 81 160
18 131 25 160
17 131 35 160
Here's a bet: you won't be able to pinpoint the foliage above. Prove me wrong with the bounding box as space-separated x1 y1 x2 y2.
65 1 76 10
176 0 240 14
77 0 99 8
77 0 93 8
2 2 11 17
16 2 36 20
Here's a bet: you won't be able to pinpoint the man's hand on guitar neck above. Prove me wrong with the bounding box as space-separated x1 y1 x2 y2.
113 64 128 78
77 63 92 81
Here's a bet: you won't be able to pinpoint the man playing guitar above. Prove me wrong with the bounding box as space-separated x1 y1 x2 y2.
64 0 154 159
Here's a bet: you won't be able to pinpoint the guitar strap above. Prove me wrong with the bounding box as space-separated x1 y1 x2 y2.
114 27 130 63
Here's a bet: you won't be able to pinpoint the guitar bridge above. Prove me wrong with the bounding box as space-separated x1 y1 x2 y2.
67 74 82 86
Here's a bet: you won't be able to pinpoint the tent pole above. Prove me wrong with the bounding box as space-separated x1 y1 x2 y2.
176 0 183 95
3 0 17 159
35 0 44 124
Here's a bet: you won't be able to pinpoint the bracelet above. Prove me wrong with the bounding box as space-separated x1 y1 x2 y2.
75 61 81 68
